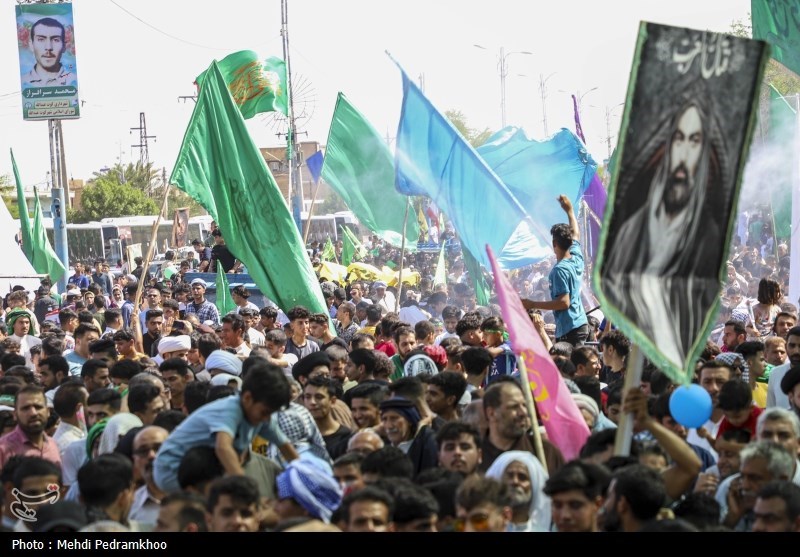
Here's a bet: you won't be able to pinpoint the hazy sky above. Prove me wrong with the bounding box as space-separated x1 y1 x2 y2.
0 0 750 188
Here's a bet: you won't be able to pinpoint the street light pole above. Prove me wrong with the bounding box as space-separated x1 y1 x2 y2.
539 72 556 137
475 45 532 129
575 87 599 121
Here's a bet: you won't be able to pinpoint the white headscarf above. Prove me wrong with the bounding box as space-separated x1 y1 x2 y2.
97 413 143 455
485 450 551 532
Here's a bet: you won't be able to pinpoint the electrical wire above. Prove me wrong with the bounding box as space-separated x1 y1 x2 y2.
108 0 281 52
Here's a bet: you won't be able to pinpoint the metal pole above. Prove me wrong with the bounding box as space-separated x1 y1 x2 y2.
49 119 69 292
790 94 800 306
540 74 548 137
281 0 303 235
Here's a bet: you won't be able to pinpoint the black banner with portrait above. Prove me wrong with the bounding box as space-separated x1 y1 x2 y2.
172 207 189 248
594 22 769 383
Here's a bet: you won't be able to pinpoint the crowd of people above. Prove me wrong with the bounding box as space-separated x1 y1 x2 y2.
0 194 798 533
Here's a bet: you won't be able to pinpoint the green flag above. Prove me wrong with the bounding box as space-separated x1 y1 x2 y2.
463 245 490 306
31 187 65 282
171 61 328 317
13 152 65 282
12 149 34 262
321 237 336 262
321 93 420 247
341 228 355 267
195 51 288 119
215 265 237 316
752 0 800 76
342 225 366 261
433 245 447 286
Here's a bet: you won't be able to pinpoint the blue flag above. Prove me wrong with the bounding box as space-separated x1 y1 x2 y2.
306 150 324 184
477 127 596 240
393 63 549 269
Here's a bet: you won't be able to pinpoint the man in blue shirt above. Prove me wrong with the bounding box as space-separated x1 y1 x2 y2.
523 195 588 346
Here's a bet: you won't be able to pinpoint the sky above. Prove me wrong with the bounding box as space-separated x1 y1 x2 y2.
0 0 751 190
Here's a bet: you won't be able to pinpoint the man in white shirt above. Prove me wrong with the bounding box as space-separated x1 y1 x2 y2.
6 308 41 368
128 426 169 529
768 326 800 410
51 383 87 455
372 281 396 314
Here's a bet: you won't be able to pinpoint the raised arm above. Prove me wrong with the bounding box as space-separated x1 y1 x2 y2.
558 194 580 243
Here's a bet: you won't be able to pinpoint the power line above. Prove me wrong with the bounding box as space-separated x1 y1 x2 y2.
108 0 281 51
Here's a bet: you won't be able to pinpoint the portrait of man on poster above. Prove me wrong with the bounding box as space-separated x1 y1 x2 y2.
22 17 74 88
602 93 725 367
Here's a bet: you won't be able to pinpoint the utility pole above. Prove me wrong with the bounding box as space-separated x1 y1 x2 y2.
130 112 156 167
281 0 305 235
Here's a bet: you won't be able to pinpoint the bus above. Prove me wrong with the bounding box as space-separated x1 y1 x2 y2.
301 211 361 243
100 215 212 260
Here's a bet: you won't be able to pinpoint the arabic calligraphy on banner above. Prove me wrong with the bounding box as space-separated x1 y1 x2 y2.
656 30 747 80
16 3 80 121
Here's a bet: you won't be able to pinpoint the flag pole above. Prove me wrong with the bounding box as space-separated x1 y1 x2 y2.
302 179 322 246
613 344 644 456
130 182 172 352
517 353 548 475
395 197 411 312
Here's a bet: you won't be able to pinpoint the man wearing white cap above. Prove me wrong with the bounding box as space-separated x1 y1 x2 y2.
372 281 396 314
185 278 220 326
156 335 191 365
205 350 243 377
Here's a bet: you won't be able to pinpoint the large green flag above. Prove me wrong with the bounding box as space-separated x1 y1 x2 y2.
321 93 420 247
12 149 34 262
172 61 327 317
31 187 65 282
752 0 800 76
13 151 65 282
215 265 237 316
195 51 288 119
768 83 795 241
433 245 447 286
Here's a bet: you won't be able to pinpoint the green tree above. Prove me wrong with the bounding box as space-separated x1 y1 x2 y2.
0 174 20 219
72 177 158 223
445 110 494 147
318 189 348 214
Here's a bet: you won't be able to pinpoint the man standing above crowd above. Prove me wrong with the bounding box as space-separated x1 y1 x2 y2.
522 195 588 346
185 278 220 326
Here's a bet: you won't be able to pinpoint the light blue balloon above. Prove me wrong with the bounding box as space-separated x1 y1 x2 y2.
669 385 713 429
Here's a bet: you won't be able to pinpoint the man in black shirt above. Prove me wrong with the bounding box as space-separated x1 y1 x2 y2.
209 230 239 273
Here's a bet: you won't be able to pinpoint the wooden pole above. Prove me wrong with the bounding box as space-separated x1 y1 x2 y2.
395 197 411 313
517 354 548 475
130 182 173 353
302 179 322 246
613 345 644 456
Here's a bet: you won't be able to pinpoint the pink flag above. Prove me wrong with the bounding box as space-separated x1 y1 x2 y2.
486 245 590 461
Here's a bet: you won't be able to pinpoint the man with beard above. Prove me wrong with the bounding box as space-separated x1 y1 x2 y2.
599 464 667 532
478 378 565 475
602 98 722 369
0 385 60 468
768 326 800 409
128 426 169 529
485 451 551 531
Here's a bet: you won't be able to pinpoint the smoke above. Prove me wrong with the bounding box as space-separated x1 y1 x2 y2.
739 135 795 214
